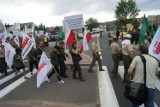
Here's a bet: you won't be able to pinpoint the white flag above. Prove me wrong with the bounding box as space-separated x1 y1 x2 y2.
21 32 34 59
13 36 20 47
4 43 16 68
149 26 160 60
37 52 52 88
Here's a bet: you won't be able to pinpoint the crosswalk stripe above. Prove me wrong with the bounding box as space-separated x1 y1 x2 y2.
0 69 37 99
118 66 158 107
98 66 119 107
0 68 28 85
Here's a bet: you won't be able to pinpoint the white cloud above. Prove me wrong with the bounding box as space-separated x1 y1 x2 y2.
0 0 159 26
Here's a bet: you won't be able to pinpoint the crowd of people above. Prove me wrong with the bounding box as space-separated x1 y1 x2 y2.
1 28 160 106
109 29 160 107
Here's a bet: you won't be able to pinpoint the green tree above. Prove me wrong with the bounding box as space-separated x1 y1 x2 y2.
85 18 100 31
115 0 140 28
39 23 43 30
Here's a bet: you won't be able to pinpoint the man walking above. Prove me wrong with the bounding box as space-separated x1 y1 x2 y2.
48 46 64 84
110 36 121 77
128 45 159 107
88 37 104 73
71 42 85 81
58 41 69 78
28 47 38 75
121 34 133 82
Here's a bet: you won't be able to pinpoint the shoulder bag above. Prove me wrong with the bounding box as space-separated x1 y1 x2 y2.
124 55 148 105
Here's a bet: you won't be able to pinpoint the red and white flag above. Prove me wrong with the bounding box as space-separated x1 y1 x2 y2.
80 31 92 53
37 52 52 88
21 32 34 59
149 26 160 60
65 29 75 47
13 36 20 47
4 43 16 68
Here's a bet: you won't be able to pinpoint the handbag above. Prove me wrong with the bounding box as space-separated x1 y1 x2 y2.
124 55 148 105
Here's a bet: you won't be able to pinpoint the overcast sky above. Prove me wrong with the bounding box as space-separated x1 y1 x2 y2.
0 0 160 26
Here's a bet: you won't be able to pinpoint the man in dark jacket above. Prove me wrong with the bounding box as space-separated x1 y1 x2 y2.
58 41 69 78
13 48 28 79
48 46 64 84
28 47 38 75
36 41 44 63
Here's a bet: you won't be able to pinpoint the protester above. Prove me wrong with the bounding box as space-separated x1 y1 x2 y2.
71 42 85 81
108 32 113 46
13 48 28 79
121 34 134 83
0 45 7 76
36 41 44 63
48 45 64 84
128 45 159 107
88 37 105 73
58 41 69 78
116 29 120 39
110 36 121 78
28 47 38 75
143 36 150 49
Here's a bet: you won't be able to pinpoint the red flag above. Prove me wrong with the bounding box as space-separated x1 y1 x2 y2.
80 31 92 53
66 30 75 46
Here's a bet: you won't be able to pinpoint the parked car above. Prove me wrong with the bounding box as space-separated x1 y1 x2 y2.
48 34 58 42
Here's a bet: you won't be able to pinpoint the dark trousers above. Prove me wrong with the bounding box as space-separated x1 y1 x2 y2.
0 57 7 75
59 61 66 77
73 62 82 79
123 55 132 81
112 54 119 76
89 53 103 71
48 66 61 81
29 61 38 72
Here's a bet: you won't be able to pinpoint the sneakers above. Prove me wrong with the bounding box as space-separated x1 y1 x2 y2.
58 80 65 84
99 69 105 71
24 76 29 79
47 79 51 83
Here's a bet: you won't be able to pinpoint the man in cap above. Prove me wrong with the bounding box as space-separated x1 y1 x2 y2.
121 34 133 82
110 36 121 77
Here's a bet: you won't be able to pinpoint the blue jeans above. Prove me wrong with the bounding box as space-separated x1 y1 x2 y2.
129 88 155 107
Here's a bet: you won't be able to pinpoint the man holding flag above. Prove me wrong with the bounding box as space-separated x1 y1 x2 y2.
139 15 148 44
48 45 64 83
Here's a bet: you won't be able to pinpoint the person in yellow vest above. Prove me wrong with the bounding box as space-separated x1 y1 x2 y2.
43 36 48 47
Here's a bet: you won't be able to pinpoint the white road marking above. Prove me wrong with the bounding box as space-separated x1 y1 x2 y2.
98 66 119 107
0 69 37 99
0 68 28 85
118 66 158 107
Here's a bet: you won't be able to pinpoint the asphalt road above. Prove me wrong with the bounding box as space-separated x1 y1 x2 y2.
0 42 100 107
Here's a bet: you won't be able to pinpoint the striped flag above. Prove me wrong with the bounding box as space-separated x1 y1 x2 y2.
65 29 75 47
80 31 92 53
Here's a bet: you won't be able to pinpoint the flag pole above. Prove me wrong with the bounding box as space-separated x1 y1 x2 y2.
36 44 62 80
